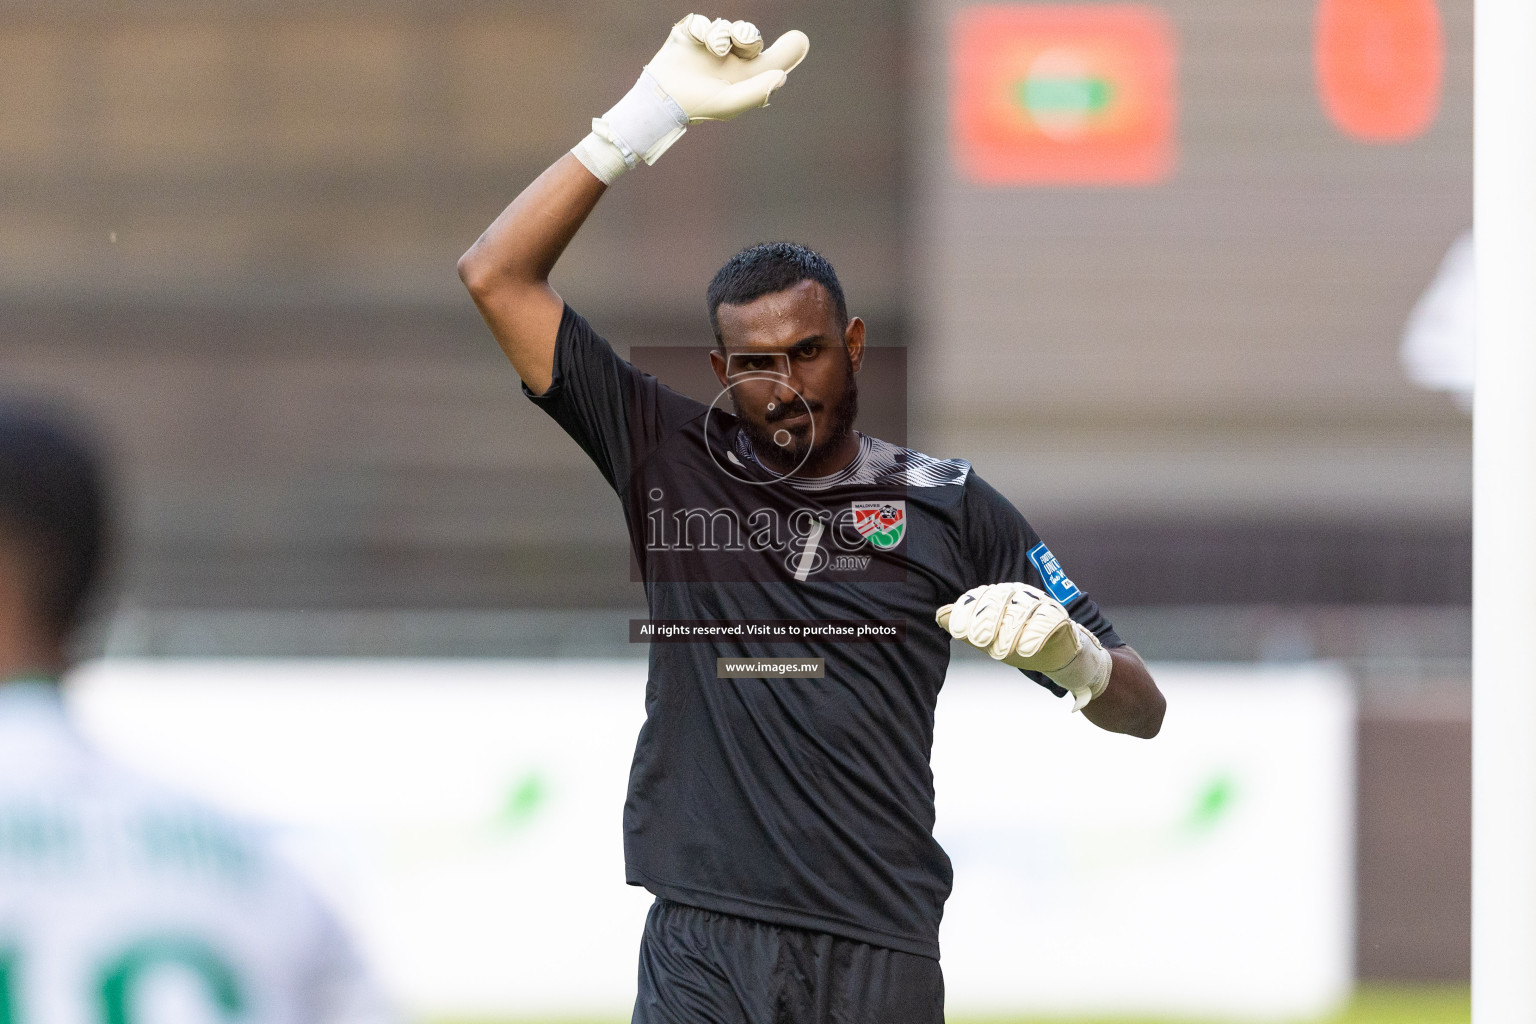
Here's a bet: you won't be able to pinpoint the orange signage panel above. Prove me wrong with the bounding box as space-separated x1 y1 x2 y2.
1315 0 1443 142
951 5 1177 186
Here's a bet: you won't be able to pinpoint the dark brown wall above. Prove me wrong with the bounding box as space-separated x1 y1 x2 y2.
0 0 1474 609
0 0 907 315
1356 692 1471 981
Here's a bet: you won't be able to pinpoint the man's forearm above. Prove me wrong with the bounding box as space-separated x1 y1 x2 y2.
457 154 606 394
1080 645 1164 738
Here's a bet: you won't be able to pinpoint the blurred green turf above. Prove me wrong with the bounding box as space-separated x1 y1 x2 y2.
431 983 1470 1024
950 985 1471 1023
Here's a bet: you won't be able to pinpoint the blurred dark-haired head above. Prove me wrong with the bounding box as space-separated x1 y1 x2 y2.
0 404 110 663
707 242 849 346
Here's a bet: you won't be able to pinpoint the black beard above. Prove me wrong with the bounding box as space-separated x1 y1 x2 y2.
733 361 859 475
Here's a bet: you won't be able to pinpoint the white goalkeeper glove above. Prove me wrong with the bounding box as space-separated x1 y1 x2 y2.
937 582 1113 711
572 14 810 185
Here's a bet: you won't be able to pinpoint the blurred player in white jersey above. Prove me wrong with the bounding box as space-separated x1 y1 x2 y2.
0 404 396 1024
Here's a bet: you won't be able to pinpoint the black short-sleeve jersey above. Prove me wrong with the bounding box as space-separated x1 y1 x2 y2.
525 306 1123 959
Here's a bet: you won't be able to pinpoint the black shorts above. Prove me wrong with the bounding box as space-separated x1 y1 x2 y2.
632 898 945 1024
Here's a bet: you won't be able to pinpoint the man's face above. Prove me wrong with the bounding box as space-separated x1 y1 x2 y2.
710 280 865 473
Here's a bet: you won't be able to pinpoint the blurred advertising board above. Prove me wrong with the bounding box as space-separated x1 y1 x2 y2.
934 663 1354 1020
950 4 1177 185
66 660 1352 1021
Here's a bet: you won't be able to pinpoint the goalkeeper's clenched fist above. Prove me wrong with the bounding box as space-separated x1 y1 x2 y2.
572 14 811 184
937 582 1113 711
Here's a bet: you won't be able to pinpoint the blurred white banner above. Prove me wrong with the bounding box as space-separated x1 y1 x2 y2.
934 663 1354 1020
66 660 1352 1021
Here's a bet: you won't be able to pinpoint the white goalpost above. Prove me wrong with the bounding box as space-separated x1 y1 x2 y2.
1472 0 1536 1018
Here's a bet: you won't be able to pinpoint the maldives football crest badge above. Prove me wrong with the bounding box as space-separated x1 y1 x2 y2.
851 501 907 550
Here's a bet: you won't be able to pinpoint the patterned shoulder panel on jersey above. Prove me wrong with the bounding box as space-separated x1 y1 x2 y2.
733 432 970 491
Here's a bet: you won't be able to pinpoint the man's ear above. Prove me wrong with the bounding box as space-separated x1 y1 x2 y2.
844 317 866 372
0 535 65 677
709 348 730 388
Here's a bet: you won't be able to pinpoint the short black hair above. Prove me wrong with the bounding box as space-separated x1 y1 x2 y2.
0 405 109 647
706 242 849 345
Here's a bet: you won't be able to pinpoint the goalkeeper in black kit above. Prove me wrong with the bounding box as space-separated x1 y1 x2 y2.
458 15 1165 1023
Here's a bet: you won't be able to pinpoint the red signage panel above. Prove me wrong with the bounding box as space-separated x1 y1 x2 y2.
951 5 1177 186
1315 0 1443 142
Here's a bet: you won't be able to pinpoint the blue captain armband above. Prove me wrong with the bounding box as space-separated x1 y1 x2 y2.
1027 542 1080 605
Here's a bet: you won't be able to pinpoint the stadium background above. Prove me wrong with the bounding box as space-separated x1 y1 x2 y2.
0 0 1469 1019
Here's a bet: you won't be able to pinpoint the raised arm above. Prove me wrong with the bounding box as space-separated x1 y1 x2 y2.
457 14 810 395
457 156 604 395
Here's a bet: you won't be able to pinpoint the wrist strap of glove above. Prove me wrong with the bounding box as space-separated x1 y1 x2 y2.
1048 623 1113 712
571 70 689 185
